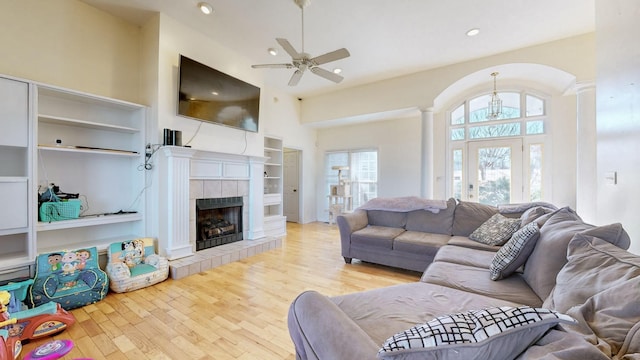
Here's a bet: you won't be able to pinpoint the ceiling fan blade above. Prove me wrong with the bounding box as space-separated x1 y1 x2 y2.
311 48 350 66
251 63 294 69
276 38 301 59
310 67 344 83
288 69 304 86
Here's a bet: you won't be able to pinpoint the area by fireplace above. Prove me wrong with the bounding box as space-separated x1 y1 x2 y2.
196 197 243 251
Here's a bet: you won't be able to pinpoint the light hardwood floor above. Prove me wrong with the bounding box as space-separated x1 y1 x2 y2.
19 222 421 359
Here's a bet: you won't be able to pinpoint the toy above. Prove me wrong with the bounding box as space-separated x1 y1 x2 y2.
0 291 21 360
0 279 75 360
23 339 74 360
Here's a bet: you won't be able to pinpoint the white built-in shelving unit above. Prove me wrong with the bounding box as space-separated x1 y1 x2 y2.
263 136 286 236
0 74 147 281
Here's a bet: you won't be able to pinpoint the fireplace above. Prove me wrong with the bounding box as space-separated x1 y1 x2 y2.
196 197 243 250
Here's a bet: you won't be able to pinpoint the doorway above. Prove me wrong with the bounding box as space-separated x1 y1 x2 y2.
283 148 301 223
467 139 523 205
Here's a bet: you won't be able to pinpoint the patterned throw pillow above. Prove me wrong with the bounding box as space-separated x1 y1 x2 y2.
469 213 521 246
378 306 575 360
490 222 540 280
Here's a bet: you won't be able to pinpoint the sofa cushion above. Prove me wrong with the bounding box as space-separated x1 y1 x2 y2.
489 222 540 280
378 306 575 360
516 328 612 360
393 232 450 255
542 234 640 356
404 198 456 235
447 236 501 252
519 206 554 227
522 207 591 300
367 210 407 228
351 226 405 249
452 201 499 236
543 233 640 313
469 213 521 246
523 207 632 300
330 282 522 348
421 262 542 306
433 245 495 269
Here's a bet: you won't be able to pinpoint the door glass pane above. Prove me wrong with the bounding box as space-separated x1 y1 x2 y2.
529 144 543 201
351 151 378 208
452 149 463 199
477 146 511 205
526 120 544 134
451 127 465 140
451 104 465 125
526 95 544 116
469 123 521 139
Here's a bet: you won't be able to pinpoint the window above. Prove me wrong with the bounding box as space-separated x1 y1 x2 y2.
325 149 378 211
447 89 548 204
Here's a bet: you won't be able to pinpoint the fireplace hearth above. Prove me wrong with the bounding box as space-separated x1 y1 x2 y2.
196 197 243 251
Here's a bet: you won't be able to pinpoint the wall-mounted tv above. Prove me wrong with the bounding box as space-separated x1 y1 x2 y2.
177 55 260 132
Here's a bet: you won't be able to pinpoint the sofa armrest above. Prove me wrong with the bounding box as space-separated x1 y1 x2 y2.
337 210 368 258
288 290 379 360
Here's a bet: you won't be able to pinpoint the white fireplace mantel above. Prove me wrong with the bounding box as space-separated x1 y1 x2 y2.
158 146 266 260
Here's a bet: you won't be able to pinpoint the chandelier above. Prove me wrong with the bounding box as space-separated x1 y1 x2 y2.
487 72 503 120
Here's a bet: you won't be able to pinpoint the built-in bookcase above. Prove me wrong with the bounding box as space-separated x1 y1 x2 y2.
263 136 286 236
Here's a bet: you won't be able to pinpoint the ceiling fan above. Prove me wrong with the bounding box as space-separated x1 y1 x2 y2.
251 0 350 86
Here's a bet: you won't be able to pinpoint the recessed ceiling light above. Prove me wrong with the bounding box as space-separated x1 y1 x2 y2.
211 91 219 96
198 2 213 15
333 68 342 74
466 28 480 37
268 48 278 56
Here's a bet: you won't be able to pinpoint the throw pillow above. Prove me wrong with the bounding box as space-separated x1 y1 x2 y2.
469 213 521 246
378 306 575 360
489 222 540 280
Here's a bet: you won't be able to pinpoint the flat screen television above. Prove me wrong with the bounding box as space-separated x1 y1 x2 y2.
177 55 260 132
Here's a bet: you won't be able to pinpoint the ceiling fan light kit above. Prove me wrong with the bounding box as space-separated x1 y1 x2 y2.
251 0 350 86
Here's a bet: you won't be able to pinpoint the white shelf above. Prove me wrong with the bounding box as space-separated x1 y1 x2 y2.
38 145 139 157
37 212 142 231
264 146 282 152
38 114 139 133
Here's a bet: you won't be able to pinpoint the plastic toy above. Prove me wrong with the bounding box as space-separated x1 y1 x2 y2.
0 279 75 360
23 339 74 360
1 290 21 360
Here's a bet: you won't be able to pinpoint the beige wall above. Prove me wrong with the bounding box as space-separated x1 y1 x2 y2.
0 0 141 103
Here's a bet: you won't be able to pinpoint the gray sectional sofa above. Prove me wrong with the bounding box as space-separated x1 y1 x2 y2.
337 197 550 272
288 200 640 360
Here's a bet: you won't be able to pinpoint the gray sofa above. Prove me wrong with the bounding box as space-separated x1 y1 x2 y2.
289 202 640 360
337 197 551 272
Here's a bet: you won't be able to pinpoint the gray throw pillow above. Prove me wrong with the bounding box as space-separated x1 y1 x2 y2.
469 213 521 246
452 201 498 236
489 222 540 280
378 306 575 360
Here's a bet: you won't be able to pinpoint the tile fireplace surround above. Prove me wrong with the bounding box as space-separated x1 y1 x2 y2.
158 146 281 279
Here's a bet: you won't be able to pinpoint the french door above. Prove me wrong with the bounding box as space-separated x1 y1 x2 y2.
467 139 523 205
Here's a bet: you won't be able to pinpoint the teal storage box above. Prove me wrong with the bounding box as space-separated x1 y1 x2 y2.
39 199 81 222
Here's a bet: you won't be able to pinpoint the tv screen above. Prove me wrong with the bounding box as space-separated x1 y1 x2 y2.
177 55 260 132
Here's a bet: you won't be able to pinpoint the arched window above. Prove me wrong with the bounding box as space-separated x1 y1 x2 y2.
447 91 548 205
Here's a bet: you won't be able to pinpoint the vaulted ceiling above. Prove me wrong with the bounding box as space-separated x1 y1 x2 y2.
81 0 595 98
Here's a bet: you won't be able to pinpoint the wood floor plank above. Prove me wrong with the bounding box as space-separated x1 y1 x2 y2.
19 222 421 359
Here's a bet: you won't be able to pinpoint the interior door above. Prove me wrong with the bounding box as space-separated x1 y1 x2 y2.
283 148 300 223
467 139 523 205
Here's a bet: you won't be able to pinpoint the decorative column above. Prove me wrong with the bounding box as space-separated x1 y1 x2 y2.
575 81 597 223
159 146 196 260
421 108 435 198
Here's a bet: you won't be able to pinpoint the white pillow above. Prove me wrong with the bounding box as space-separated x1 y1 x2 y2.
378 306 575 360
